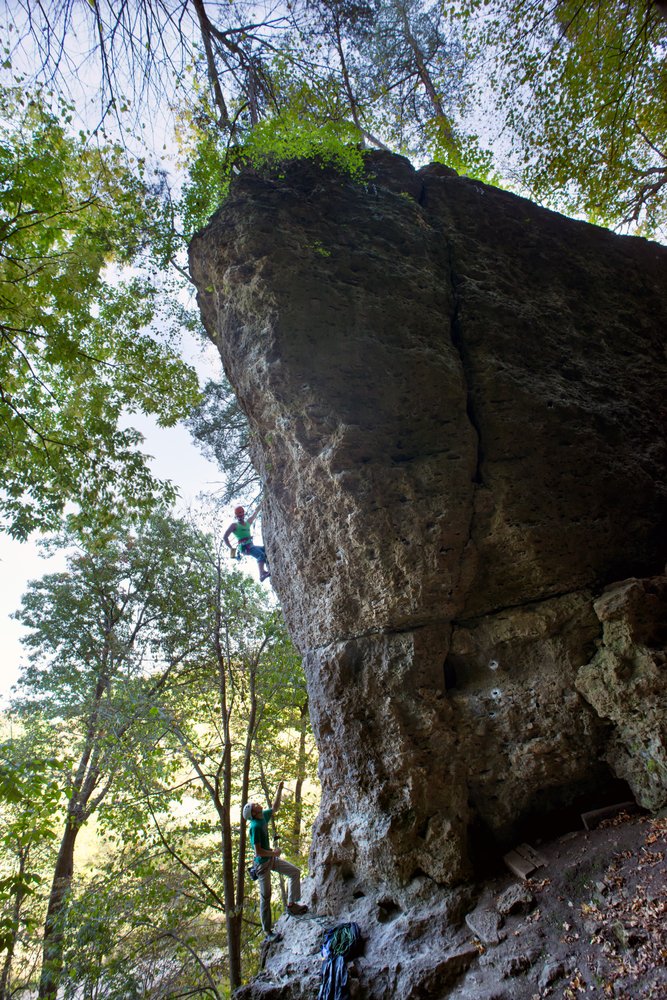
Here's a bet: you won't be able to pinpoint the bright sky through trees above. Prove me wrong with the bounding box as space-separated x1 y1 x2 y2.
0 413 226 706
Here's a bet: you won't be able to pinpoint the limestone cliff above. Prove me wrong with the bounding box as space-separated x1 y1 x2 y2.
189 152 667 997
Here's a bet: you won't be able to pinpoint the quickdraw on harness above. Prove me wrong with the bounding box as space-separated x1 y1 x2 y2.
318 922 362 1000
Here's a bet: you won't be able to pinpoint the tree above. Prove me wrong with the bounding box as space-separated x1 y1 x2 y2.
150 539 315 991
7 0 484 178
8 0 305 143
11 513 211 1000
0 84 201 538
7 510 316 997
61 856 227 1000
351 0 470 165
0 739 61 1000
475 0 667 232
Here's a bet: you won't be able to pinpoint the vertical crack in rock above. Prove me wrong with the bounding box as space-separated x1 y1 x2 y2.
446 243 484 489
441 233 487 635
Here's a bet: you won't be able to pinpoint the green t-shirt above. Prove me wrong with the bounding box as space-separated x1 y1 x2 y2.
233 522 252 544
250 808 273 865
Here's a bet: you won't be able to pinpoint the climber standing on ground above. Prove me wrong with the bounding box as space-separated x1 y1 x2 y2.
243 781 308 941
223 503 270 582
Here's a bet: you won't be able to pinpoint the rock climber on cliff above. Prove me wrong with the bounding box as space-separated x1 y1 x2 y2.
243 781 308 941
223 504 270 582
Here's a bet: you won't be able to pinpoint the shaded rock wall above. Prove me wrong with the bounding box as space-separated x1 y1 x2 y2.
189 153 667 906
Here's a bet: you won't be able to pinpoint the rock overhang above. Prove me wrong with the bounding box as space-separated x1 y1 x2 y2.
189 150 667 896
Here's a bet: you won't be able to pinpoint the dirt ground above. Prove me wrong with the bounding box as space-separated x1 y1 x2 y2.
456 810 667 999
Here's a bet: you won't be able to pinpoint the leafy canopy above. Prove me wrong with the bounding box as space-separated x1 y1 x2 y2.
0 84 201 539
7 0 667 235
474 0 667 233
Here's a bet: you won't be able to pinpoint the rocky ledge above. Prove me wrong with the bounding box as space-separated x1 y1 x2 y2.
238 811 666 1000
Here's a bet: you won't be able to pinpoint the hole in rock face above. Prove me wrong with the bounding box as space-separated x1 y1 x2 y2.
417 817 430 839
377 897 402 923
341 863 356 882
466 771 638 880
443 660 458 691
353 890 365 900
467 815 506 880
514 775 637 847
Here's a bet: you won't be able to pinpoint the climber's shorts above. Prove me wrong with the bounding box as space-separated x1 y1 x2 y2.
241 543 267 563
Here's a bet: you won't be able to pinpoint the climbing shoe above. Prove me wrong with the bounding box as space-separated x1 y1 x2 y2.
259 570 271 582
265 930 282 942
287 902 308 916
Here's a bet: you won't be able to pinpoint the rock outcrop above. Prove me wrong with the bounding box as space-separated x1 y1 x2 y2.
189 152 667 996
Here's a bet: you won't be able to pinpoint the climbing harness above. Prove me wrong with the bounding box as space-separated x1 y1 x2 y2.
318 922 362 1000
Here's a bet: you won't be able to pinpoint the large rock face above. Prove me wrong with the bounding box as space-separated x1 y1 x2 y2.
189 152 667 994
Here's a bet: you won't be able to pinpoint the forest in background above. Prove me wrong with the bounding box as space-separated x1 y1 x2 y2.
1 508 317 998
0 0 665 996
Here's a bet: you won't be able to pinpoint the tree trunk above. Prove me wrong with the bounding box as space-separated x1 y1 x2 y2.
191 0 232 129
396 1 458 150
233 664 258 968
38 817 81 1000
218 770 241 990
